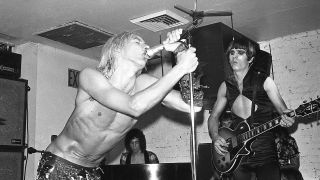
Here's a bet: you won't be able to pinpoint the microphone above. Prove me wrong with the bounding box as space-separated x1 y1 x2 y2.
146 44 165 59
27 147 45 154
146 23 197 59
146 42 189 59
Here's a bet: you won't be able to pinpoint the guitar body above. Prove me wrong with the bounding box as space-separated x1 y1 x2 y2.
212 121 253 174
210 97 320 174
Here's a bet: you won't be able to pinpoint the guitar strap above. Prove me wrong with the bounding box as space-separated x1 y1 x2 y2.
248 71 260 126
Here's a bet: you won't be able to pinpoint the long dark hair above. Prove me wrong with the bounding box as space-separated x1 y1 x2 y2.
124 128 147 153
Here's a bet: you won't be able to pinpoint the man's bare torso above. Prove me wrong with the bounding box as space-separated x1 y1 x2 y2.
46 71 138 167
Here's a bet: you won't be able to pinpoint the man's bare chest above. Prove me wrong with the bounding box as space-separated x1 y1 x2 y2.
232 95 257 119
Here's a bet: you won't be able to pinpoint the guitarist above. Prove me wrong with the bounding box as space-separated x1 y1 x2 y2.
208 39 295 180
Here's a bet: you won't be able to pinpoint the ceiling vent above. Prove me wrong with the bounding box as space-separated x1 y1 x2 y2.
36 21 113 49
130 10 189 32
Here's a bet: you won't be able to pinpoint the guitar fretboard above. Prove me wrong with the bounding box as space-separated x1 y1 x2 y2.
238 117 282 143
236 97 320 143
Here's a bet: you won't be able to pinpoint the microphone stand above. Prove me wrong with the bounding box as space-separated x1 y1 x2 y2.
175 5 231 179
148 18 203 180
147 19 202 180
189 70 197 180
182 18 203 180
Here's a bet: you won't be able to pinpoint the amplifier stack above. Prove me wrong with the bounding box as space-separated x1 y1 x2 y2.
0 50 26 180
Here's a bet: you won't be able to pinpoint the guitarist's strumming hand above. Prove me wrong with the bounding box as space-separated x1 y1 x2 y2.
213 135 229 156
279 109 295 127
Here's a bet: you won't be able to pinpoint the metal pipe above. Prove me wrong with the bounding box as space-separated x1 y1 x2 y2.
189 72 197 180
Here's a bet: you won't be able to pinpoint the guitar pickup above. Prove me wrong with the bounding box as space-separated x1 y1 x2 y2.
227 137 238 149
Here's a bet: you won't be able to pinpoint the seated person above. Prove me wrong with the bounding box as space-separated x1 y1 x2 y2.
120 128 159 164
219 110 233 128
275 127 304 180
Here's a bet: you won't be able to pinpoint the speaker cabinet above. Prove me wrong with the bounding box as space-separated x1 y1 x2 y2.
0 149 24 180
191 22 259 109
0 77 28 147
253 49 272 76
0 52 22 78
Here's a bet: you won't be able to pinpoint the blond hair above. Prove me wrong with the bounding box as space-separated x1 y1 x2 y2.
97 32 138 79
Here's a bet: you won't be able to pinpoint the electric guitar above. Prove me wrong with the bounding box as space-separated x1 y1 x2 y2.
211 97 320 174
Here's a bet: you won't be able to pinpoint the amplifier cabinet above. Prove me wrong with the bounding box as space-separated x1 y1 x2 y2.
0 77 27 147
0 52 21 78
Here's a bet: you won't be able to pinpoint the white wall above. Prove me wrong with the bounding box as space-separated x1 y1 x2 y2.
15 42 38 180
259 30 320 180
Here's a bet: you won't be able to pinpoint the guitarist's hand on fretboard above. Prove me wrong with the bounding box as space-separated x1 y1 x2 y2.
213 135 229 155
279 109 295 127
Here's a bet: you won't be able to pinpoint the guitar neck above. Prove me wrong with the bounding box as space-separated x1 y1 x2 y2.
238 111 298 142
237 97 320 142
238 117 280 142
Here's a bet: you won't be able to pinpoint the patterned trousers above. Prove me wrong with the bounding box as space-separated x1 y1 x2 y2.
36 152 102 180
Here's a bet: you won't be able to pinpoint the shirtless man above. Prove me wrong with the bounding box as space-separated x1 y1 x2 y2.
36 29 200 180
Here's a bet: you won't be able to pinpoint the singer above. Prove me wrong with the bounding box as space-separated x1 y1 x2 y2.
36 29 201 180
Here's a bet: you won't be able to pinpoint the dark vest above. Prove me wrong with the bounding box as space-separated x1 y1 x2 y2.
225 68 278 165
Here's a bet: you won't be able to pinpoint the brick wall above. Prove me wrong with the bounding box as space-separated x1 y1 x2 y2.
259 29 320 180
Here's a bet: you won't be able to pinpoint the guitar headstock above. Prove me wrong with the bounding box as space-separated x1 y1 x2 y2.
295 97 320 117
